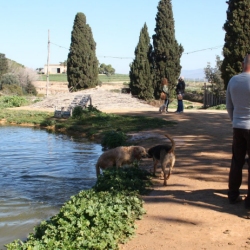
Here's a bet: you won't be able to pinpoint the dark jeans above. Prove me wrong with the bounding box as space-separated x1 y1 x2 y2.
177 100 183 112
228 128 250 201
164 99 169 111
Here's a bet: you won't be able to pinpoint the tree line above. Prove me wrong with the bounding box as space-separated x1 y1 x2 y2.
67 0 250 99
67 0 183 99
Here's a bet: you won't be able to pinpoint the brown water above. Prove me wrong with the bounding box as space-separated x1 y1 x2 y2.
0 126 102 249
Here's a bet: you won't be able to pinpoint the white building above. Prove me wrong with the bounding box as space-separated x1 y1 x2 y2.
43 64 67 74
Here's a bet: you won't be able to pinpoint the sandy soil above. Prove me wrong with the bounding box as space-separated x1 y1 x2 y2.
11 85 250 249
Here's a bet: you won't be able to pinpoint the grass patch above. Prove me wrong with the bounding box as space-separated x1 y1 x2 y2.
6 167 152 250
0 96 29 108
38 74 129 83
0 109 53 125
56 106 175 138
0 106 175 140
207 104 226 110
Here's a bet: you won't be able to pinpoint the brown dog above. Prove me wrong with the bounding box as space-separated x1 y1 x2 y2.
96 146 148 177
148 134 176 186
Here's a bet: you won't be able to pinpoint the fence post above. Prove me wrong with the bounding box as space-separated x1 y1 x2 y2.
203 82 207 108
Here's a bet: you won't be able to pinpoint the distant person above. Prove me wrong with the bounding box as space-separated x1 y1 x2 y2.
226 54 250 208
175 76 185 113
159 78 169 113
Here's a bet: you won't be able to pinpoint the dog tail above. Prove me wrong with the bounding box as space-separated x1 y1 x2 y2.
165 134 175 153
96 162 100 177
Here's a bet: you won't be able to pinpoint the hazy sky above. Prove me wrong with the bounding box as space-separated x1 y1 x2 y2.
0 0 227 74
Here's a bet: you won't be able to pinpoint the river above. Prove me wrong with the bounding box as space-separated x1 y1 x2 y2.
0 126 102 248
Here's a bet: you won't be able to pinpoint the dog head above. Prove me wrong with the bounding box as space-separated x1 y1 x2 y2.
132 146 148 159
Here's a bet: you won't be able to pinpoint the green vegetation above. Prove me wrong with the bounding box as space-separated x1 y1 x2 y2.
130 23 154 100
98 63 115 75
25 80 38 95
0 53 8 78
67 12 99 91
1 84 24 96
98 74 129 83
0 96 29 108
6 167 152 250
0 109 52 125
60 105 175 138
207 104 226 110
204 55 223 90
0 104 174 138
152 0 183 98
38 74 130 83
101 130 127 149
221 0 250 88
38 74 68 82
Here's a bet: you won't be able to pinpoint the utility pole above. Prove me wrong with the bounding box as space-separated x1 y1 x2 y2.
46 29 50 97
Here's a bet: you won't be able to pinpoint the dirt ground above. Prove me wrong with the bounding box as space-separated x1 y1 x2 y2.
117 109 250 250
12 86 250 249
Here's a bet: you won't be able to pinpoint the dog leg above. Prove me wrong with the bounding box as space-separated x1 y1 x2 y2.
166 154 175 180
153 159 158 176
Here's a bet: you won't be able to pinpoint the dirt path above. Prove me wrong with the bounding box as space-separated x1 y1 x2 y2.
11 87 250 249
116 110 250 250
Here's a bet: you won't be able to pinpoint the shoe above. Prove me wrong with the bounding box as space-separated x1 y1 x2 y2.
166 110 168 113
229 196 242 204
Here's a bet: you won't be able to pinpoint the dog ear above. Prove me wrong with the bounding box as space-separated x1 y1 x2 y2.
132 147 141 159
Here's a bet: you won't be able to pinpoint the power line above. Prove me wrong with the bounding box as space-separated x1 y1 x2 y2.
50 41 223 59
183 45 223 55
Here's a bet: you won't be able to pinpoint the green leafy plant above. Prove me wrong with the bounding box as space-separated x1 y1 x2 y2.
94 166 152 195
101 130 127 149
0 96 28 108
72 106 84 118
6 167 151 250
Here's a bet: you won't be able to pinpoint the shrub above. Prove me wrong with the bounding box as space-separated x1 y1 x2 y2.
0 73 19 89
6 167 151 250
25 81 38 96
72 106 84 118
101 130 127 149
1 84 24 96
0 96 28 108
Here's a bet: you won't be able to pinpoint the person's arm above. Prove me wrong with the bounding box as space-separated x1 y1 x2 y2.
226 84 233 121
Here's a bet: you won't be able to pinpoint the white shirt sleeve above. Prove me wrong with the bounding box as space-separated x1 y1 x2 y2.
226 84 233 122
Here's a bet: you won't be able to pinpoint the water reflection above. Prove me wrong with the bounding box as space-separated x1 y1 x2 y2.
0 126 102 248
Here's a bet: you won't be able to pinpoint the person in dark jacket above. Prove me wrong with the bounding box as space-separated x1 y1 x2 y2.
175 76 185 113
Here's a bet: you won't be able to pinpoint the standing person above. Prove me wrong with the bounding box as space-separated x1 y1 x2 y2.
226 54 250 207
159 78 169 113
175 76 185 113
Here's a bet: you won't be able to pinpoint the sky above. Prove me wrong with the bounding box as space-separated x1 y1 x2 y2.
0 0 227 74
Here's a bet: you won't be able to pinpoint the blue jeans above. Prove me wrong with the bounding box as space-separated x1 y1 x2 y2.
177 100 183 112
164 99 169 111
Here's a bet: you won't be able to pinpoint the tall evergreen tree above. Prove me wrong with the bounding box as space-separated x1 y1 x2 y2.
152 0 183 99
0 53 8 79
67 13 99 91
221 0 250 89
129 23 154 100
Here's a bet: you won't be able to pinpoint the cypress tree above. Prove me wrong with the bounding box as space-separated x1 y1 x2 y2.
152 0 183 99
67 13 99 91
221 0 250 89
129 23 154 100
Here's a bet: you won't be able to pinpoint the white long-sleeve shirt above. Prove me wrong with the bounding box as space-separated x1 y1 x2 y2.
226 72 250 129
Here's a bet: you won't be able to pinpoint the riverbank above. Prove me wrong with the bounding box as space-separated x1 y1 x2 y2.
3 85 250 249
